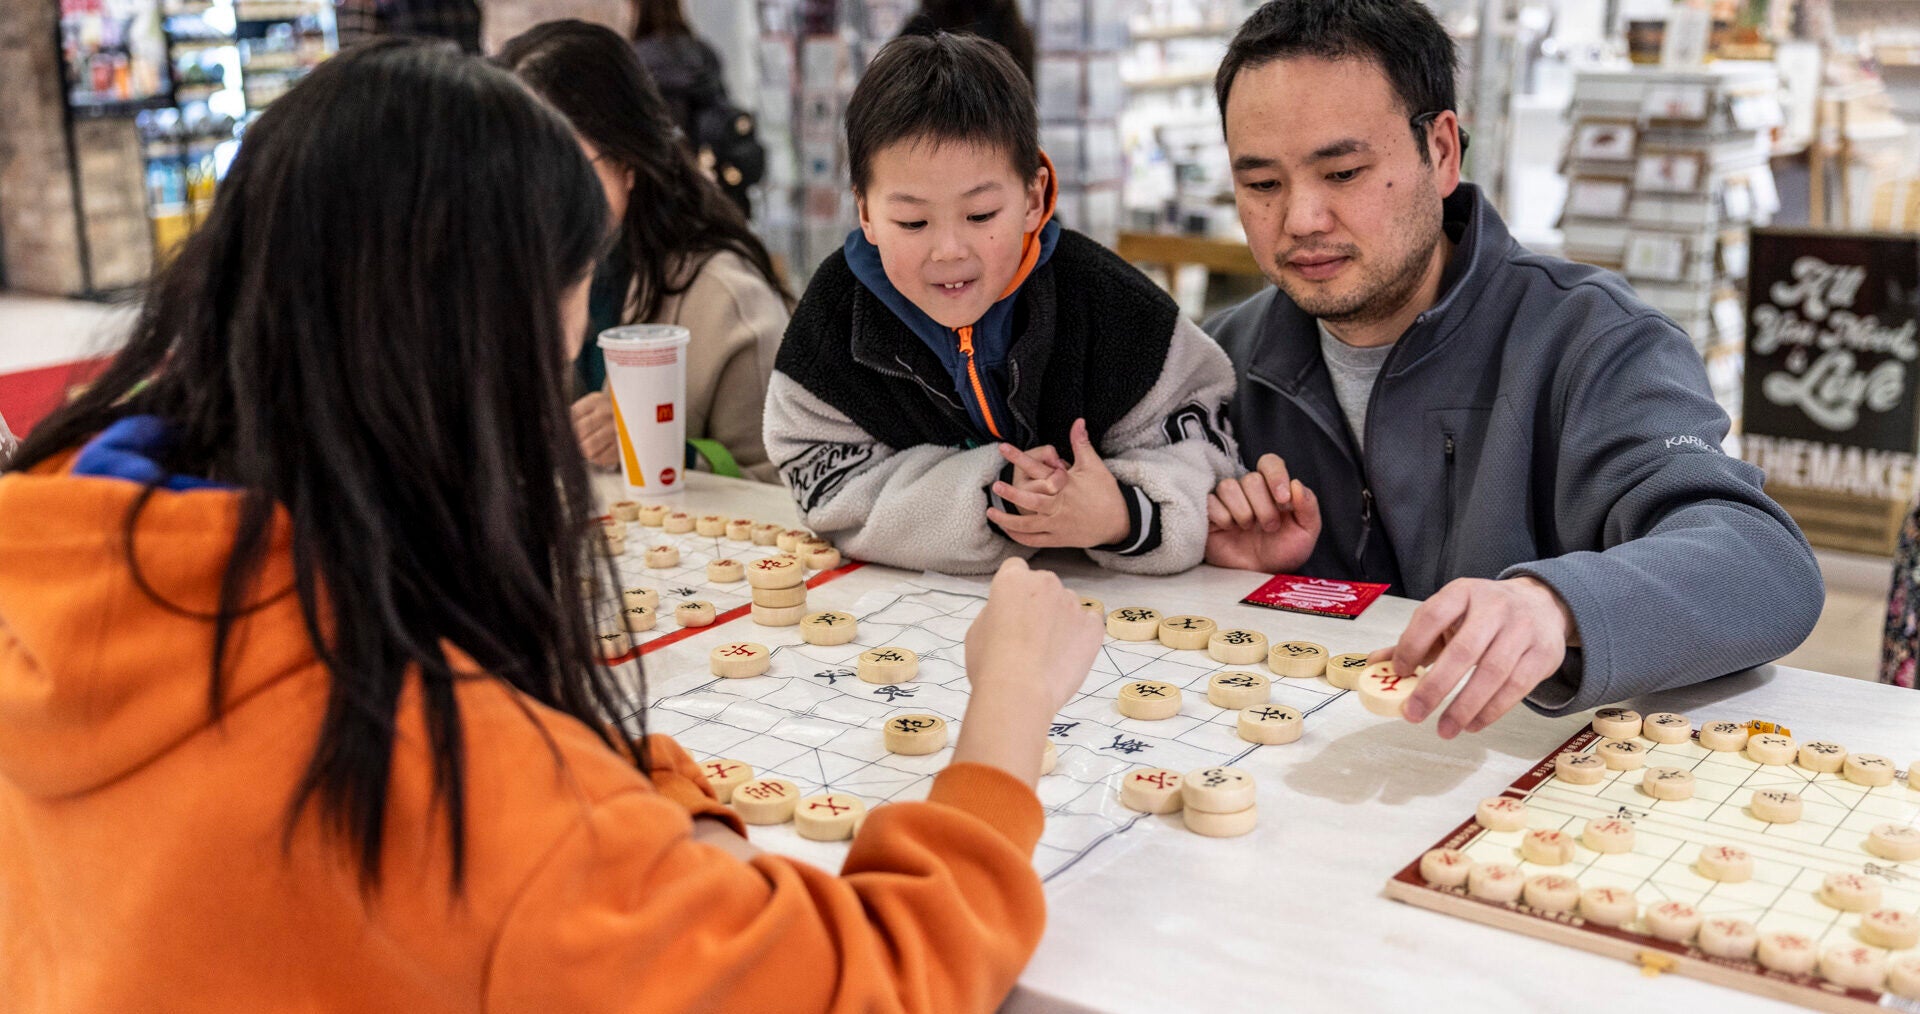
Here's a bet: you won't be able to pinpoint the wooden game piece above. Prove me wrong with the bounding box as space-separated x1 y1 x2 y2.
703 559 744 584
1579 886 1638 928
1642 712 1693 744
1796 740 1847 773
1694 844 1754 883
751 603 806 627
1183 804 1258 838
1748 788 1803 824
1157 615 1216 650
1522 874 1580 913
751 584 808 609
1554 753 1607 785
599 517 625 535
745 554 805 589
709 641 770 678
1474 796 1528 832
663 512 695 534
1894 955 1920 1002
1266 640 1328 678
609 501 641 522
1641 766 1695 801
1237 704 1303 745
1520 828 1575 865
1357 663 1419 718
1467 863 1525 903
1419 848 1475 888
621 604 657 633
1745 733 1795 766
732 778 799 825
750 522 783 546
674 601 716 628
1866 823 1920 862
1862 909 1920 951
637 503 669 527
797 536 832 555
597 629 631 660
882 713 948 756
1820 871 1881 910
1755 932 1817 975
1105 607 1160 641
1590 707 1642 741
1595 739 1646 770
776 529 811 552
1698 720 1749 752
695 514 728 537
800 611 858 646
1844 753 1897 787
1645 901 1703 943
1325 652 1371 690
794 793 865 841
600 533 626 556
698 758 753 803
1207 628 1269 665
1700 918 1759 960
1120 768 1183 813
645 544 680 569
1181 766 1255 813
803 547 843 571
724 518 755 541
1580 817 1635 854
621 587 659 611
857 647 917 684
1207 671 1271 710
1041 740 1057 776
1818 945 1887 991
1078 596 1104 615
1116 680 1181 720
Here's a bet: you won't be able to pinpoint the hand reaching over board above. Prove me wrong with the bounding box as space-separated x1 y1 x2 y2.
954 558 1105 785
1368 576 1576 738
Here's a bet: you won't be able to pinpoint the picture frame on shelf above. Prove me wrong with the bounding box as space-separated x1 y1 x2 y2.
1571 121 1638 162
1624 232 1691 282
1564 178 1631 220
1634 150 1708 194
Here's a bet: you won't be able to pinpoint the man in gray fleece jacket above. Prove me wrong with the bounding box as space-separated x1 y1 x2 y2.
1204 0 1823 737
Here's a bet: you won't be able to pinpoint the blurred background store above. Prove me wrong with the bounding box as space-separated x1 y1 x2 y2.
2 0 1916 679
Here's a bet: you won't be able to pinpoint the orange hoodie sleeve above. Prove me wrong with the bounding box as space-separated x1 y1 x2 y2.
483 762 1047 1014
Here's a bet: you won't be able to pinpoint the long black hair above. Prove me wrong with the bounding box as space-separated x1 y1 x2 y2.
11 39 631 891
499 20 790 326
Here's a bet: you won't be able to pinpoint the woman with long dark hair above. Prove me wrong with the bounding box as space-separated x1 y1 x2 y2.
0 39 1100 1010
501 20 788 483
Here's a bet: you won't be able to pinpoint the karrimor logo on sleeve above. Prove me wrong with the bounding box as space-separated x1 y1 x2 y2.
1162 402 1233 457
780 442 878 512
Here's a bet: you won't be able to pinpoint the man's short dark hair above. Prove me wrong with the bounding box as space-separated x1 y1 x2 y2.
1215 0 1458 163
847 32 1041 194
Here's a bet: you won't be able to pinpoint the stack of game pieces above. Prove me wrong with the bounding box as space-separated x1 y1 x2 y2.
746 553 808 626
1180 766 1257 838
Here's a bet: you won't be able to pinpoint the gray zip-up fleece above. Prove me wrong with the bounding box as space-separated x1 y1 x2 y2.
1206 183 1824 717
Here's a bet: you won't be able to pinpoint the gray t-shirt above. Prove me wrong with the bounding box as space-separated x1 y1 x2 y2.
1318 320 1394 451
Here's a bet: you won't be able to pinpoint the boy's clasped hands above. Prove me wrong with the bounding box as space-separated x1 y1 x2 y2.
987 418 1131 549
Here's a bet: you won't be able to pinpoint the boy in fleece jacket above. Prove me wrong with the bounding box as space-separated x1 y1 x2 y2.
766 32 1239 575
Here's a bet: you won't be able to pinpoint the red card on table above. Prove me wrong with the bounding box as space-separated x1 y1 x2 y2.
1241 574 1389 620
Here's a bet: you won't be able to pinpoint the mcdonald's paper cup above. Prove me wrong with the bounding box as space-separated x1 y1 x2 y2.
598 324 690 496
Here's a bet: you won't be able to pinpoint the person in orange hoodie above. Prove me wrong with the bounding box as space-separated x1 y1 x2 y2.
763 32 1243 579
0 39 1105 1013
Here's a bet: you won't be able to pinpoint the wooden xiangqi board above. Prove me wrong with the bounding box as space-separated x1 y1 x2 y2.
1384 725 1920 1013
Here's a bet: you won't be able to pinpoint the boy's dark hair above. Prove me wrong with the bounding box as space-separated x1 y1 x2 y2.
1216 0 1459 163
847 31 1040 193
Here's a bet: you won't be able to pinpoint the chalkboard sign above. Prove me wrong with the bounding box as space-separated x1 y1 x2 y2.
1742 229 1920 510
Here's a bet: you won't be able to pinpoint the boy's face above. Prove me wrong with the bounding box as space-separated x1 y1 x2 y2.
1224 56 1460 327
856 140 1048 331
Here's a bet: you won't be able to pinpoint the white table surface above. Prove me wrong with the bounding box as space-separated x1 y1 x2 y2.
599 473 1920 1014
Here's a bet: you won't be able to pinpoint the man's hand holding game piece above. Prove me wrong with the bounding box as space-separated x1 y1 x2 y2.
986 418 1131 549
1368 576 1579 738
1204 453 1322 573
571 391 620 470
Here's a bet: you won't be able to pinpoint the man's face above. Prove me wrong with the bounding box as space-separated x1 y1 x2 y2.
1224 56 1458 326
856 139 1048 331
